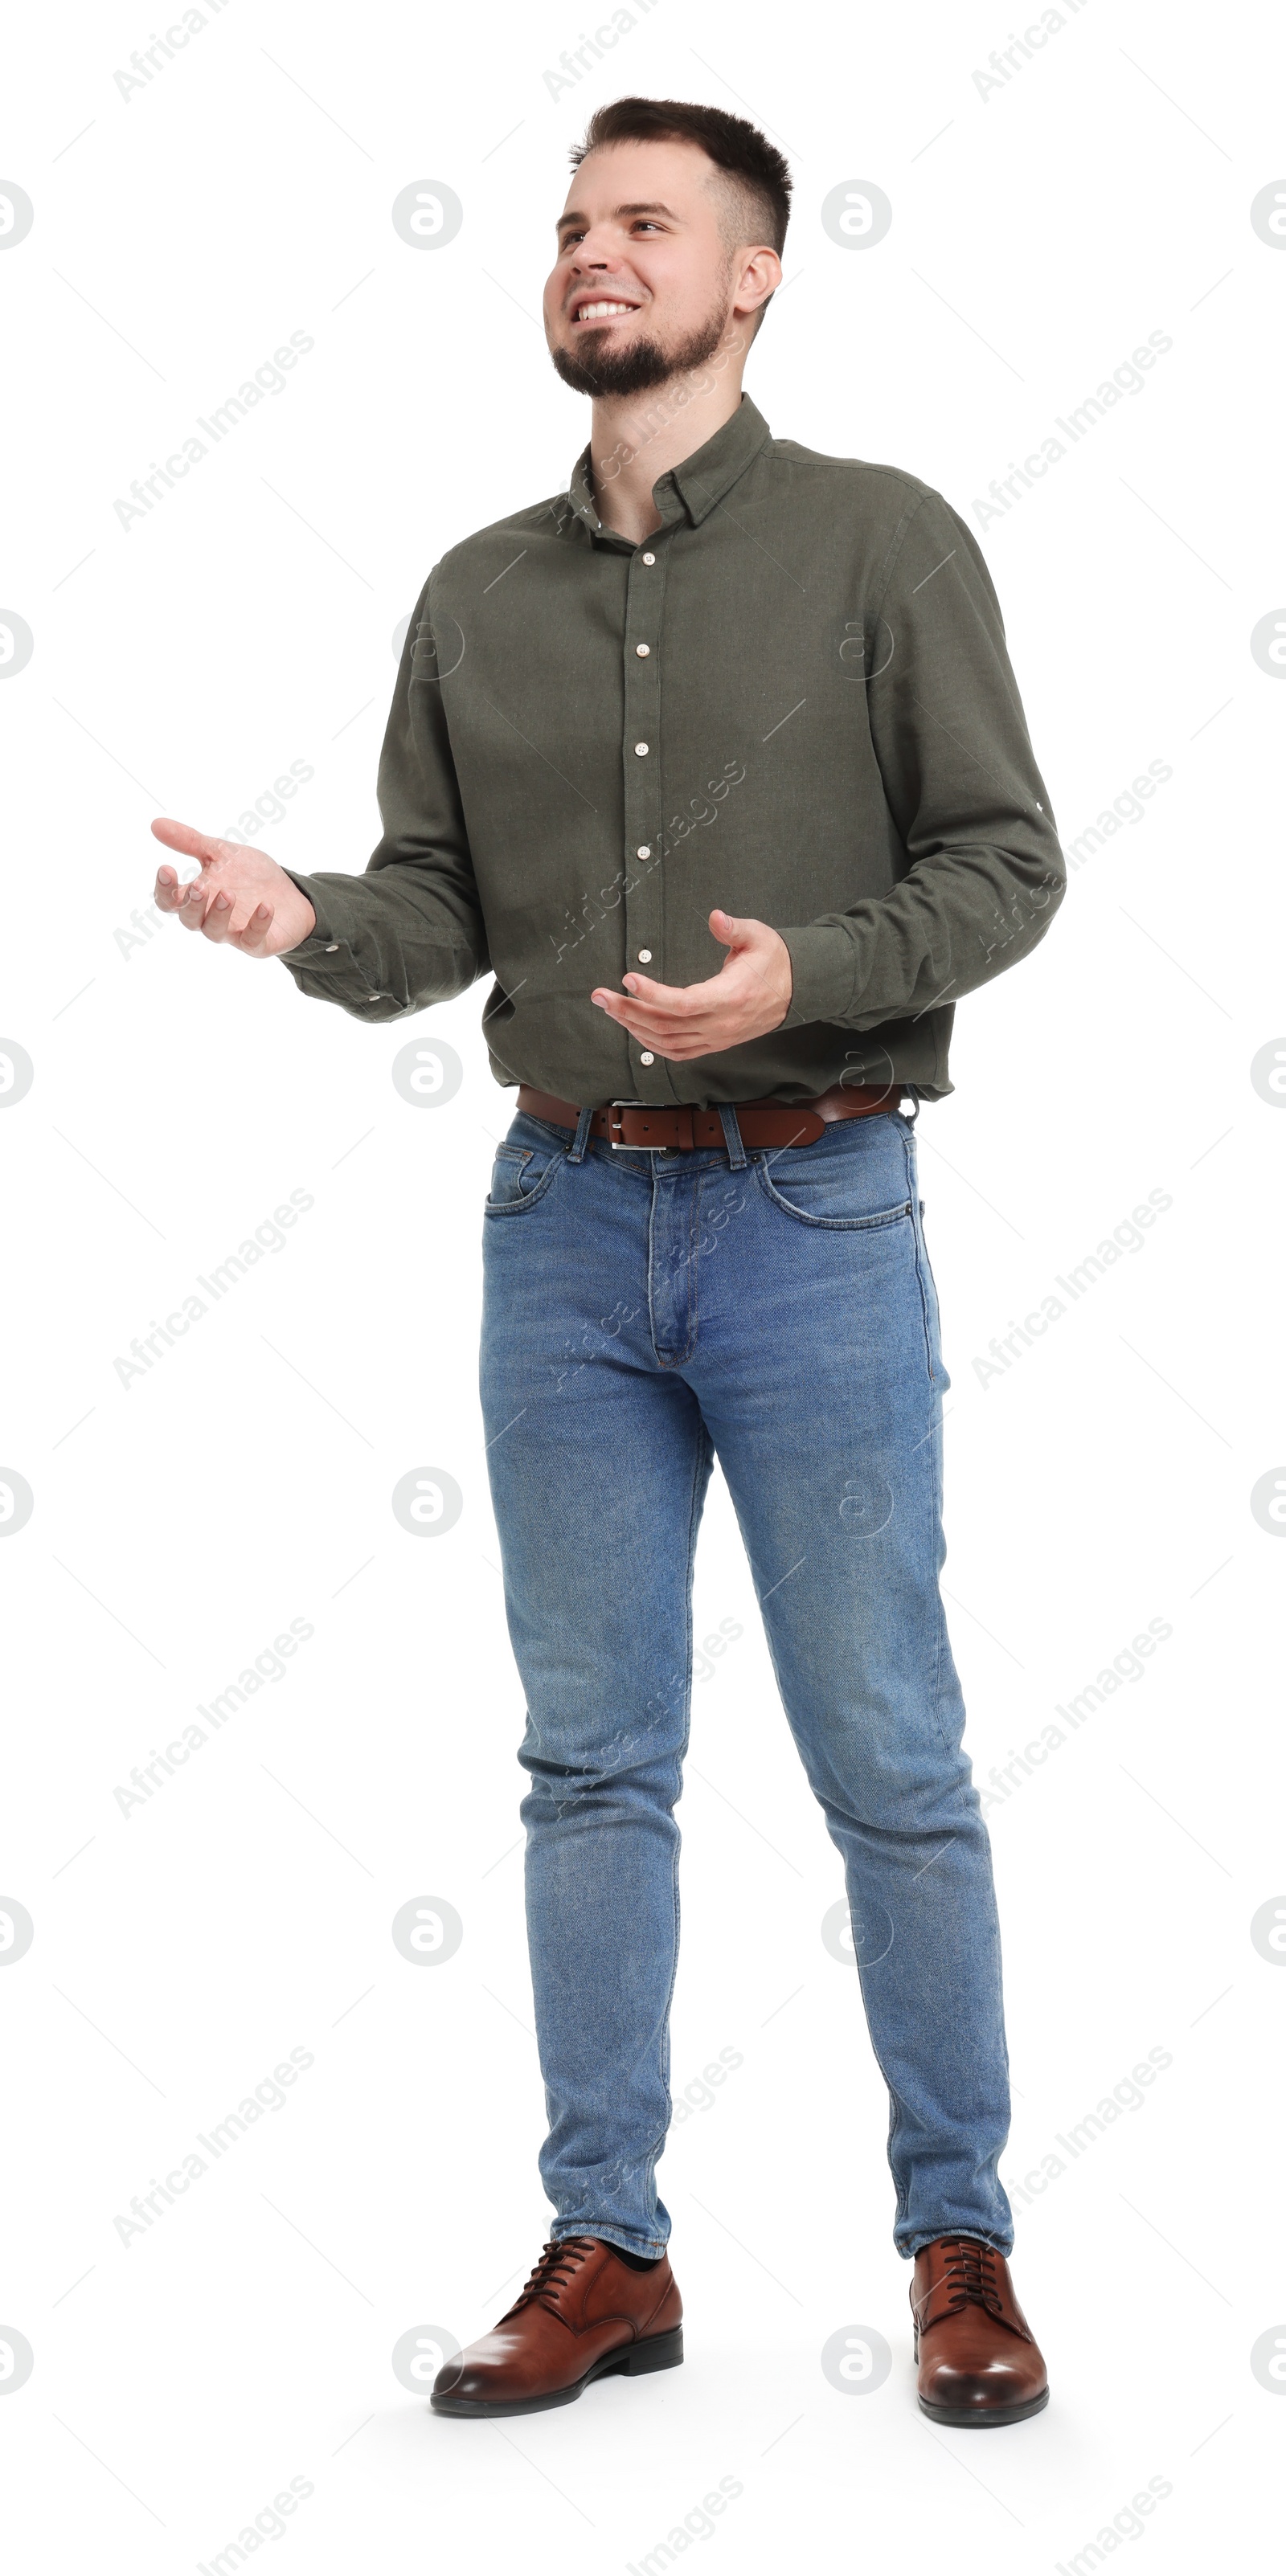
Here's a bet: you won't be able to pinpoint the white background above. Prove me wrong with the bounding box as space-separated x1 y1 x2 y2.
2 0 1284 2568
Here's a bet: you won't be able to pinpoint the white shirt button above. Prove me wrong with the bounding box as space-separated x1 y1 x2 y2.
367 993 382 1002
634 742 649 756
637 844 651 859
640 1050 654 1065
637 948 652 963
324 943 339 953
642 550 655 564
635 643 650 657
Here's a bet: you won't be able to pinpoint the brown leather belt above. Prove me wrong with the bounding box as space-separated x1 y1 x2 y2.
516 1082 903 1151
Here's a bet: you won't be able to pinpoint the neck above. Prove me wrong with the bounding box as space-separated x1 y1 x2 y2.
587 334 747 543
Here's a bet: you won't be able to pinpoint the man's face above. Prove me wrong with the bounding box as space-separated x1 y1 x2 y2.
543 138 761 398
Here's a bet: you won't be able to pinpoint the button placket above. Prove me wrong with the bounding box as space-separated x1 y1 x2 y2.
621 530 671 1099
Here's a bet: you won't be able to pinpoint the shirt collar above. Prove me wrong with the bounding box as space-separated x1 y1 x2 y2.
564 393 772 540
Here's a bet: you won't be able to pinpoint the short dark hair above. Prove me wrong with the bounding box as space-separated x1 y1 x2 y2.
569 95 792 261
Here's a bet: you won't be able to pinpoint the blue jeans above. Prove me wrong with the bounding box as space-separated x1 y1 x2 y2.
478 1104 1013 2263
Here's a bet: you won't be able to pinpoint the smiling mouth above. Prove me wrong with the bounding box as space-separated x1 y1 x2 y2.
571 299 641 326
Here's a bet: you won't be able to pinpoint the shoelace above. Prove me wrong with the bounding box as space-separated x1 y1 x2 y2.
939 2237 1005 2317
502 2236 599 2320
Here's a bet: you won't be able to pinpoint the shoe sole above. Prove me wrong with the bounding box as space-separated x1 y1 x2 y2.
917 2383 1050 2427
430 2323 684 2419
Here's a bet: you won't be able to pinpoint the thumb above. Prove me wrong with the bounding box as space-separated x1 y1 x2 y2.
709 906 750 953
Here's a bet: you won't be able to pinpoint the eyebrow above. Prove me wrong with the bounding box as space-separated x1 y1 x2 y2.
555 199 682 239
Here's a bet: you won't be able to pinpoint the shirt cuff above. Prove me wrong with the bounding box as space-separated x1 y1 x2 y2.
274 869 395 1009
276 870 346 965
776 923 858 1029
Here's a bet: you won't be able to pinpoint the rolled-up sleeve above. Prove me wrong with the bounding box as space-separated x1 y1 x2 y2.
278 572 489 1023
778 491 1066 1032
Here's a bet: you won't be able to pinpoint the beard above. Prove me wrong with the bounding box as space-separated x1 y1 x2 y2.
550 293 731 399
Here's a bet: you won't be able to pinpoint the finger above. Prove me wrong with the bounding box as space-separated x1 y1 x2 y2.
198 894 275 953
174 875 215 932
597 1000 721 1052
636 1033 716 1061
592 988 727 1037
591 975 719 1024
199 891 237 944
591 975 691 1013
154 864 186 912
231 904 276 956
592 993 684 1035
150 816 227 868
626 957 743 1004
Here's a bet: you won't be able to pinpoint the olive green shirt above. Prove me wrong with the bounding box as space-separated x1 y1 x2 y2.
279 395 1065 1104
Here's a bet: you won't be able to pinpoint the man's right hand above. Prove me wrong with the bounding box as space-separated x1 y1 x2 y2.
150 818 317 956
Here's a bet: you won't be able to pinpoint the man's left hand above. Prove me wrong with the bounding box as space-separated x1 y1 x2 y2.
591 909 792 1061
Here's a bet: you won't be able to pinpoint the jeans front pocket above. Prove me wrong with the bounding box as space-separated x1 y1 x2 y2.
752 1114 913 1232
484 1122 567 1216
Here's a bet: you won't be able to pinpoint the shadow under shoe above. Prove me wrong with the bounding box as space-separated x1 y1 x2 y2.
911 2235 1049 2427
432 2235 684 2419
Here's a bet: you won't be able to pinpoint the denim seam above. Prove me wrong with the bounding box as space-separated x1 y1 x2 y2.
747 1552 914 2243
903 2228 1014 2263
553 2222 670 2259
926 1407 957 1763
679 1180 699 1361
646 1417 713 2225
852 1952 911 2240
902 1126 936 1380
646 1172 698 1366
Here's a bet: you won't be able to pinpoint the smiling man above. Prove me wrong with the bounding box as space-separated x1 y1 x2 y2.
149 96 1064 2429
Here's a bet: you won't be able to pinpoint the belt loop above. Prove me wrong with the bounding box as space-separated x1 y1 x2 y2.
717 1103 747 1170
900 1086 920 1128
567 1104 595 1163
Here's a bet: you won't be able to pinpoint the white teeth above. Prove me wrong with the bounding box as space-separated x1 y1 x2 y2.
575 301 633 321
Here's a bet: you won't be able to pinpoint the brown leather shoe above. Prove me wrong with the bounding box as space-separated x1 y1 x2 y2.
431 2235 683 2418
911 2236 1048 2426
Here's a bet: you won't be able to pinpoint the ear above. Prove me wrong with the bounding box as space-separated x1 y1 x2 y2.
731 243 781 320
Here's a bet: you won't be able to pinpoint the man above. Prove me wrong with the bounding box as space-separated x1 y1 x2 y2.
151 96 1063 2427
